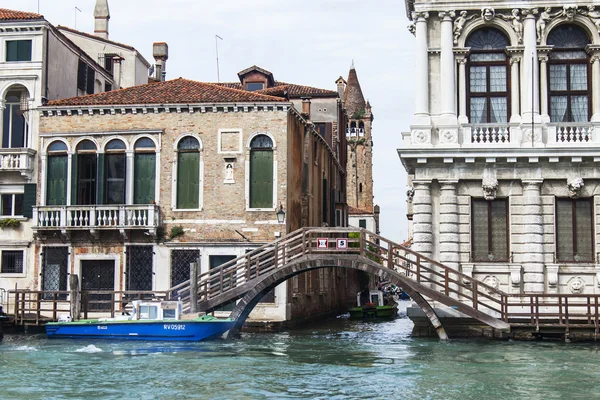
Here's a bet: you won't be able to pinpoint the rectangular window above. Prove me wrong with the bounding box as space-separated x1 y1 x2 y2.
105 153 126 204
359 219 367 229
177 152 200 209
104 55 114 73
126 246 153 291
46 155 68 205
249 150 273 208
1 193 24 216
170 250 200 288
42 247 68 299
556 198 594 262
134 153 156 204
76 154 97 205
471 198 508 262
314 123 326 136
77 60 87 91
6 40 32 62
1 250 23 273
246 82 264 91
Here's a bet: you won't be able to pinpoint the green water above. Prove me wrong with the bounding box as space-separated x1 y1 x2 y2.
2 306 600 400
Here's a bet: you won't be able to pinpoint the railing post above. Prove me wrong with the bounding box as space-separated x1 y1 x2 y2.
110 292 115 318
60 207 67 227
273 243 279 269
190 261 198 313
36 292 41 325
388 246 394 271
359 230 366 257
119 206 126 228
52 292 58 322
302 230 307 255
444 270 449 296
416 255 421 283
472 281 478 309
69 274 80 320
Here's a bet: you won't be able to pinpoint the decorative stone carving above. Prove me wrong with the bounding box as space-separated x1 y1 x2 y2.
481 8 495 22
438 10 455 20
406 186 415 202
567 177 584 199
509 265 522 287
461 263 474 285
558 5 578 22
482 176 499 201
536 7 551 43
440 129 457 143
578 6 600 34
546 264 559 288
483 275 500 294
412 11 429 21
453 11 475 44
595 265 600 288
523 128 541 144
407 23 416 36
412 130 431 144
498 9 523 44
568 276 585 294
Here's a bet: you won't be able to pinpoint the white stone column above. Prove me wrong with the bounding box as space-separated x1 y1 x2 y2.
457 56 468 124
66 153 73 206
40 154 47 205
509 55 521 123
126 150 134 205
412 12 430 125
439 181 459 297
539 54 549 122
591 55 600 122
520 11 540 123
439 11 456 119
521 180 544 293
412 181 433 285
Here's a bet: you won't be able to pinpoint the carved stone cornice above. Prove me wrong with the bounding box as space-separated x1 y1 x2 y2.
586 44 600 56
521 8 538 18
412 11 429 21
438 10 455 20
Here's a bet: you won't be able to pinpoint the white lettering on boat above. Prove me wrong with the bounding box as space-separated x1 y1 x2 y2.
164 324 185 330
97 326 108 330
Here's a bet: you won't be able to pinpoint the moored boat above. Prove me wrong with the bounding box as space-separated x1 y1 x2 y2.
348 289 398 319
46 300 235 341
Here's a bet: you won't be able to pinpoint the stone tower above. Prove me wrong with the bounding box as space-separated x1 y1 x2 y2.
343 65 374 213
94 0 110 39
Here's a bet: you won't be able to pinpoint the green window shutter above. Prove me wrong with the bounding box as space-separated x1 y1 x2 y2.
18 40 32 61
22 183 37 218
250 150 273 208
134 153 156 204
177 152 199 209
6 41 18 61
47 155 68 205
96 153 105 205
70 153 77 205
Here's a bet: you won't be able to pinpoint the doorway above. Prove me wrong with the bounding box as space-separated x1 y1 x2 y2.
81 260 115 311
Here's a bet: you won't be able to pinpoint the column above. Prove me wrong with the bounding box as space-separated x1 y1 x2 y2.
439 181 459 297
126 150 134 205
40 154 47 205
521 180 544 293
439 11 456 119
66 153 73 206
591 55 600 122
520 11 540 122
457 57 468 123
539 54 549 121
412 181 433 285
413 12 430 124
509 55 521 123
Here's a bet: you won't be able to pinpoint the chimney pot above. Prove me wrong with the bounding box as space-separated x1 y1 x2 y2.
153 42 169 82
301 97 311 119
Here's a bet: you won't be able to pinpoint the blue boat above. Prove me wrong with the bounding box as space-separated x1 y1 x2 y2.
46 300 235 341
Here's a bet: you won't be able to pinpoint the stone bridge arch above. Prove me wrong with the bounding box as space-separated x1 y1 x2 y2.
217 254 449 339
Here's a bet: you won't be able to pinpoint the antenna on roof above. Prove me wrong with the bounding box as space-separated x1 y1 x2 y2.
74 6 82 30
215 34 223 83
38 0 40 13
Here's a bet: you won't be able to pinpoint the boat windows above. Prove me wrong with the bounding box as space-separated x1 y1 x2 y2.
139 305 158 320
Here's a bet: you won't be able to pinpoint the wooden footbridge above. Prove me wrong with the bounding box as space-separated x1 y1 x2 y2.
6 228 600 340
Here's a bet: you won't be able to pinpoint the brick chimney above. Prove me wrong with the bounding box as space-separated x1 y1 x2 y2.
301 97 311 119
94 0 110 39
335 76 346 100
153 42 169 82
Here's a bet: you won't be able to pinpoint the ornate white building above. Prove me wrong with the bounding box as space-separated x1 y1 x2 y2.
400 1 600 296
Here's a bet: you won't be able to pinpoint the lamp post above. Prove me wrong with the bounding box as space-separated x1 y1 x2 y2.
276 204 285 224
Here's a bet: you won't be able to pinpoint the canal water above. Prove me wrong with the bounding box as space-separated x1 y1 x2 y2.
2 302 600 400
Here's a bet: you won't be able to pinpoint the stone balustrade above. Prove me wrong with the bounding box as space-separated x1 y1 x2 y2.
33 204 160 230
548 123 595 144
468 124 511 144
0 148 36 177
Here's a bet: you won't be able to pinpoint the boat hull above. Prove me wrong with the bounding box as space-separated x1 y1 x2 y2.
348 306 397 320
46 319 236 341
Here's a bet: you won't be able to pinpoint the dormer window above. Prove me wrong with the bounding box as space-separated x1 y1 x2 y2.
246 82 264 91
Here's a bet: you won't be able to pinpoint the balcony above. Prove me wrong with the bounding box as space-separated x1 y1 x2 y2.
346 127 364 137
33 204 160 237
0 148 36 178
547 123 596 145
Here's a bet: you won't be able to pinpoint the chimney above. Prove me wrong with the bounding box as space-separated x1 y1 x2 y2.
94 0 110 39
153 42 169 82
335 76 346 99
301 97 311 119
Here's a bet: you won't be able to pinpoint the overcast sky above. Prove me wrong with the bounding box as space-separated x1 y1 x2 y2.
8 0 416 242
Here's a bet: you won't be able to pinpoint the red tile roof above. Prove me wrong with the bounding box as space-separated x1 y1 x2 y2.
46 78 288 107
214 82 338 99
0 8 43 20
348 206 373 215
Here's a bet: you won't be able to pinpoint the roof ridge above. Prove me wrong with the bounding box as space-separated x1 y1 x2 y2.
0 8 44 20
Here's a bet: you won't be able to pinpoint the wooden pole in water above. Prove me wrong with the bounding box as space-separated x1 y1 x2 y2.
69 274 80 321
190 261 198 313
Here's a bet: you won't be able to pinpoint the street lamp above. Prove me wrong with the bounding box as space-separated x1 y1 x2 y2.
276 204 285 224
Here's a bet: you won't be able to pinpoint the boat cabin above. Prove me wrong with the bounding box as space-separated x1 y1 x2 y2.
356 290 385 307
131 300 183 321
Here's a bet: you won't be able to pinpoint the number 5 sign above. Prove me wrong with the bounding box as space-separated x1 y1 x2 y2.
336 239 348 250
316 238 329 249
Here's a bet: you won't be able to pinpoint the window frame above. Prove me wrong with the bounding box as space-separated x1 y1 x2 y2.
0 193 24 217
246 133 276 211
6 39 32 62
172 135 203 211
555 197 594 263
470 198 509 262
0 249 25 275
2 90 28 149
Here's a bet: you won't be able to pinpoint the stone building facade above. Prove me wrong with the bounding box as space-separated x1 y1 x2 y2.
35 77 355 326
400 0 600 296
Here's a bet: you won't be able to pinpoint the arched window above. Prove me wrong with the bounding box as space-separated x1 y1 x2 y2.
2 87 28 148
75 140 97 205
547 25 591 122
134 138 156 204
249 134 274 209
176 136 200 209
466 28 510 123
104 139 126 205
46 141 68 205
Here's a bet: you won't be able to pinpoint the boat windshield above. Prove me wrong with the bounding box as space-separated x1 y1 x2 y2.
139 305 158 320
163 308 176 319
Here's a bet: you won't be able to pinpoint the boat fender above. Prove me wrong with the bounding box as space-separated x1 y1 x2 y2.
58 314 72 322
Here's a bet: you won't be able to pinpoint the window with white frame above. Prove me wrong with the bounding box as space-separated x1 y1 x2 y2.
6 40 32 62
1 250 24 274
3 87 29 148
249 134 274 209
176 136 201 209
1 193 23 216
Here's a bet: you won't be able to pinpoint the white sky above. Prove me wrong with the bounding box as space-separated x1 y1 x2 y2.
7 0 416 242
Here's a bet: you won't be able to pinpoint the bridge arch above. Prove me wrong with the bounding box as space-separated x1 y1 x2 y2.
216 254 449 339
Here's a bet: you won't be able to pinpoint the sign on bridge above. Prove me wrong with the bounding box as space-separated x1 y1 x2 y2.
317 238 329 249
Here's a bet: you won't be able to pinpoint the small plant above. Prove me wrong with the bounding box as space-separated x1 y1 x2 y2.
0 218 21 229
352 109 366 119
169 226 184 240
156 226 166 242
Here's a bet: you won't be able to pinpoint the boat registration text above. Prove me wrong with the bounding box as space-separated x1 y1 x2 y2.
164 324 185 330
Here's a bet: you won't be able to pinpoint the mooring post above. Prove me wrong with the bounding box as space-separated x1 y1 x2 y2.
190 261 198 313
69 274 80 320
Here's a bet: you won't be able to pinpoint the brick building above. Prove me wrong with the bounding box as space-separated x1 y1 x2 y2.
35 75 357 326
